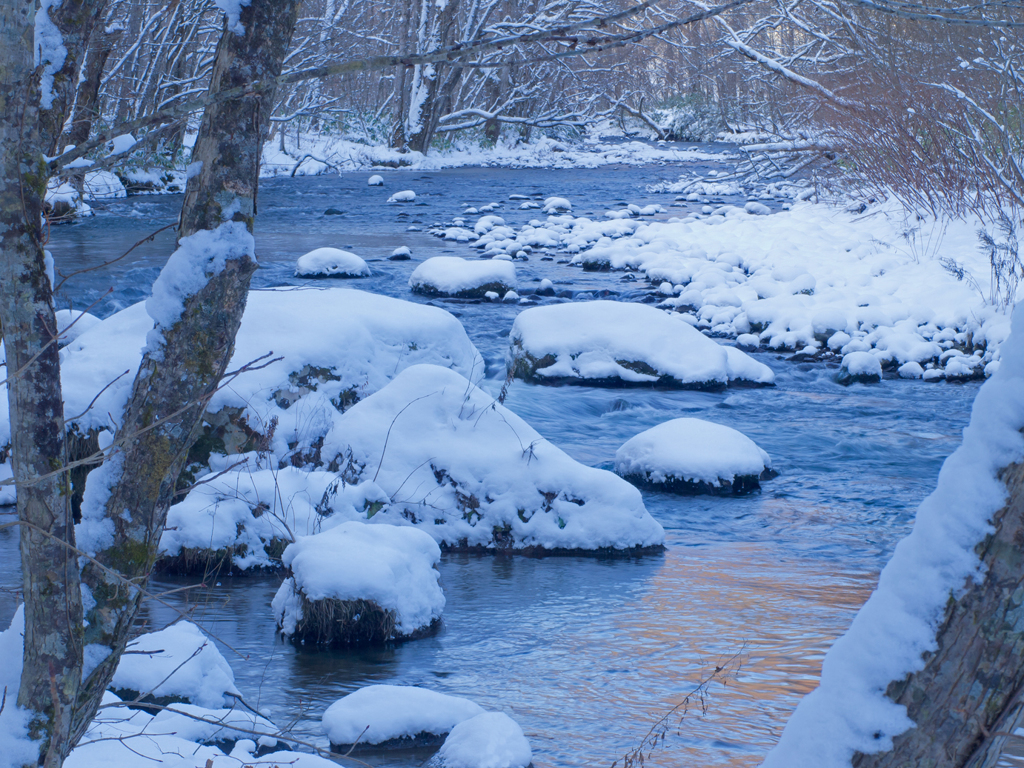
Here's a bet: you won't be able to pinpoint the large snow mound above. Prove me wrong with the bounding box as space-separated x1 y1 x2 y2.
410 257 517 299
510 301 774 389
432 712 532 768
295 247 370 278
111 621 239 709
615 418 773 493
318 364 665 552
761 302 1024 766
322 685 485 746
274 521 444 637
26 288 482 461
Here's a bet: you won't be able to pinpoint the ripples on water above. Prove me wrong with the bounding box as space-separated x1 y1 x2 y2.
0 158 981 766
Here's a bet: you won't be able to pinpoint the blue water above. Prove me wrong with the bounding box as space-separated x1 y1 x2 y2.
1 153 979 767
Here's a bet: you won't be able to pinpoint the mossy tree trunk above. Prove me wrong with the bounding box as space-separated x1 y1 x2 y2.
0 0 103 764
70 0 300 751
853 457 1024 768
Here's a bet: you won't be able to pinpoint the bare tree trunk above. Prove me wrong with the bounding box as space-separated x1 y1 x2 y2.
404 0 459 154
0 0 106 763
65 24 122 150
71 0 300 750
853 457 1024 768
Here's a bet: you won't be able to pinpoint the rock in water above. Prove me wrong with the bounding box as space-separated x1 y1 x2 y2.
322 685 484 750
273 521 445 645
295 247 370 278
838 351 882 385
509 301 774 389
430 712 532 768
410 256 517 299
615 418 775 495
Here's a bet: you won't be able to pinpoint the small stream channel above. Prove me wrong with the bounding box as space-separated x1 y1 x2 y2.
0 148 981 766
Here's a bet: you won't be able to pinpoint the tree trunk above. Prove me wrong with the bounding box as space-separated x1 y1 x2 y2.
71 0 300 750
404 0 459 154
853 457 1024 768
1 0 105 764
64 24 121 150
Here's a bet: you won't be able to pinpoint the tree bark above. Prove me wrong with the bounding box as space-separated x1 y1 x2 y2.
1 0 104 764
71 0 300 749
64 24 121 150
853 456 1024 768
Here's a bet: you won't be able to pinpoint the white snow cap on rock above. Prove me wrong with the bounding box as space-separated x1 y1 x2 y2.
322 685 485 746
388 190 416 203
111 621 239 709
274 521 445 637
510 301 774 388
542 196 571 213
410 256 517 297
433 712 532 768
368 174 384 186
761 302 1024 766
319 364 665 551
294 247 370 278
615 418 771 486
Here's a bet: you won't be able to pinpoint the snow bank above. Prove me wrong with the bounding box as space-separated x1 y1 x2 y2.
273 521 444 642
54 308 102 346
111 621 239 709
410 257 517 299
762 301 1024 766
510 301 775 389
322 685 484 746
318 364 665 552
432 712 532 768
615 418 773 494
294 247 370 278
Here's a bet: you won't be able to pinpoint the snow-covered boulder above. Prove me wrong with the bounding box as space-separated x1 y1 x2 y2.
317 364 665 553
509 302 775 389
838 351 883 385
368 175 384 186
322 686 484 749
111 621 239 709
157 467 384 573
390 246 412 260
294 247 370 278
49 289 482 491
542 196 571 213
272 521 444 645
410 256 517 299
55 308 102 347
615 418 775 495
388 190 416 203
429 712 532 768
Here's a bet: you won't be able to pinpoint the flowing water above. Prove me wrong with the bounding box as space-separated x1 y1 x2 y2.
0 148 982 766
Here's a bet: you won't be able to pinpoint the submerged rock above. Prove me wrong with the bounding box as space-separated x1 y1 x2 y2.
273 521 444 646
615 418 775 495
410 256 517 299
323 685 484 751
509 301 775 390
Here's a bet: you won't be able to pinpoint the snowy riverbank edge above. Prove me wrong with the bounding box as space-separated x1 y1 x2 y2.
761 302 1024 766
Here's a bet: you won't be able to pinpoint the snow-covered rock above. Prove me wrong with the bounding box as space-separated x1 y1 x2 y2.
273 521 444 644
390 246 412 260
47 288 481 475
318 364 665 552
388 190 416 203
838 351 883 385
509 301 775 389
322 685 484 748
430 712 532 768
615 418 774 494
55 308 102 347
368 175 384 186
294 247 370 278
410 256 517 299
111 621 239 709
542 196 571 213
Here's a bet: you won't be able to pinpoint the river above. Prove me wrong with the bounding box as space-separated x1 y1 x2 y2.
0 151 981 767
